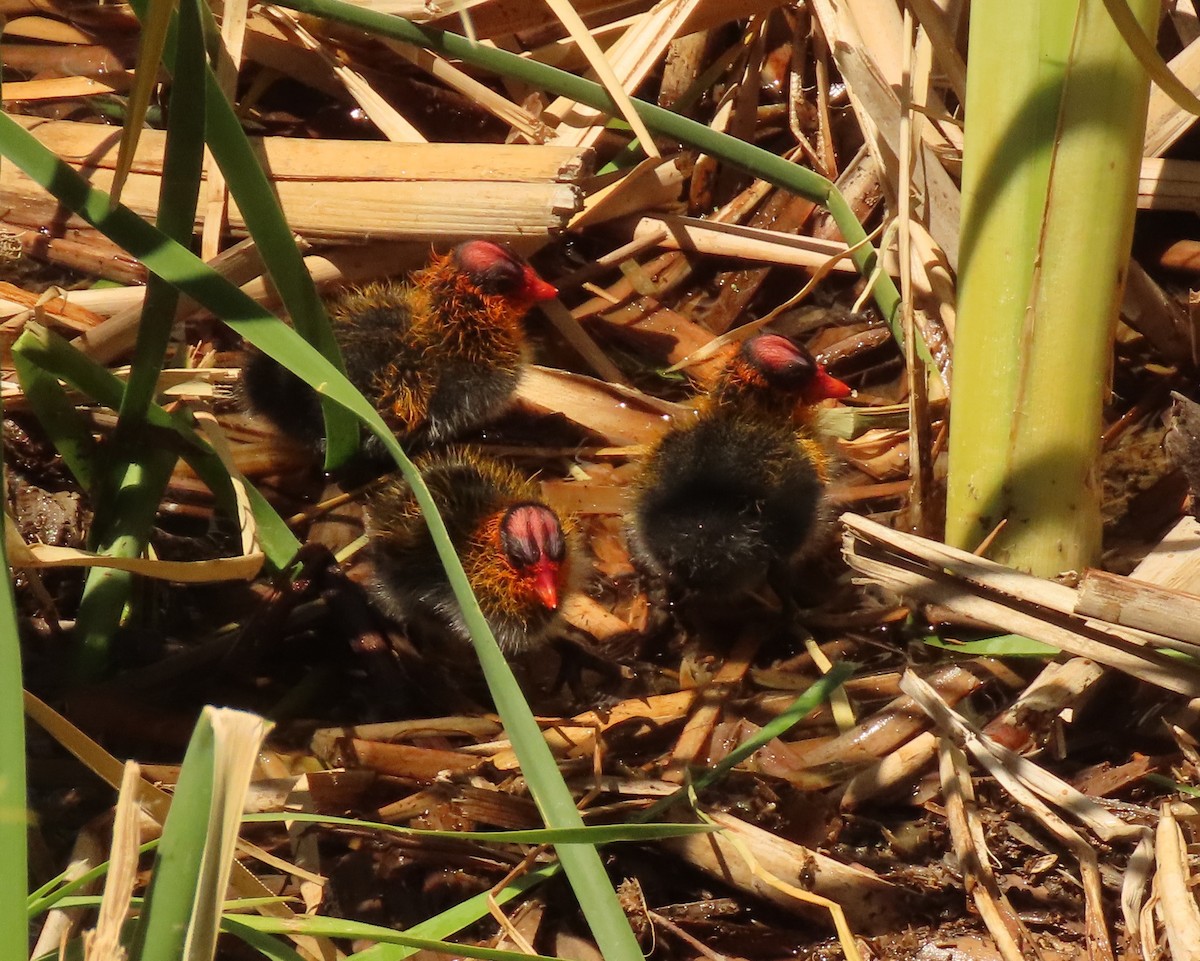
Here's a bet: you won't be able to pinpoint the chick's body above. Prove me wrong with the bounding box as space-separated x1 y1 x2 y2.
364 450 578 653
242 242 554 452
631 412 828 594
629 334 848 598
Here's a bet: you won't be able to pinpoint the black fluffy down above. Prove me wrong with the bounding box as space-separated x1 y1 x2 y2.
630 415 823 594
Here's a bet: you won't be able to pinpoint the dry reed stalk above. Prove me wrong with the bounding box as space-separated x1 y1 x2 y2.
574 166 810 374
74 236 276 363
202 0 252 262
30 813 113 958
560 593 633 639
906 0 966 102
538 298 630 384
513 365 684 446
5 15 98 41
81 763 144 961
380 38 548 141
905 672 1125 961
659 30 709 109
1153 804 1200 961
570 157 686 231
1073 568 1200 645
1121 259 1196 366
1 116 589 244
629 214 865 273
541 0 663 156
839 730 937 809
310 718 503 763
540 479 628 516
482 691 698 769
842 513 1200 696
765 661 981 786
241 17 346 99
1137 158 1200 212
663 632 759 783
265 7 427 142
2 368 240 410
980 657 1107 754
339 739 482 780
525 18 640 75
937 738 1034 961
808 0 961 269
2 73 135 101
10 227 146 285
661 811 911 933
1143 36 1200 158
0 283 104 332
544 0 705 150
425 0 775 43
1 41 129 75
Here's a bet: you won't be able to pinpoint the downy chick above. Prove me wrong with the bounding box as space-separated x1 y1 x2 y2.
242 241 556 454
363 448 580 654
628 333 851 601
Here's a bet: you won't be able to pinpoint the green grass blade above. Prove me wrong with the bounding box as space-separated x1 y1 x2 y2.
1100 0 1200 113
227 914 566 961
923 635 1059 656
130 708 270 961
0 403 29 960
240 812 716 843
218 920 307 961
117 0 207 427
10 346 99 492
72 452 179 677
129 712 218 960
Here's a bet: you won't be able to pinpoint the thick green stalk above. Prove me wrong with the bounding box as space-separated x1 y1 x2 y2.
947 0 1156 573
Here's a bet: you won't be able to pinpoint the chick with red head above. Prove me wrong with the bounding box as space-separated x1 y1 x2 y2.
628 333 851 599
363 448 579 654
242 241 557 455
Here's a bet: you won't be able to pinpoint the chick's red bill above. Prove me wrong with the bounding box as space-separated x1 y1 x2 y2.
809 366 853 401
521 266 557 303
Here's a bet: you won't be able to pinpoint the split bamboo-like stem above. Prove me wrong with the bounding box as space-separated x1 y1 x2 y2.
0 116 589 244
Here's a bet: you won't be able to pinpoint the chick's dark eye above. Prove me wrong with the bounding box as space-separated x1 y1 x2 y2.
501 503 565 567
454 240 525 295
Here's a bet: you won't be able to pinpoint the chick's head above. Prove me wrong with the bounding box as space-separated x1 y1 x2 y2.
452 240 558 311
717 334 852 412
468 501 572 619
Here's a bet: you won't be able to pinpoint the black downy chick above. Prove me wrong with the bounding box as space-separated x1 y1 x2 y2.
628 333 851 602
241 241 557 456
363 448 580 655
